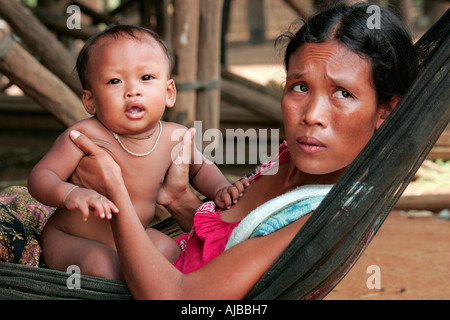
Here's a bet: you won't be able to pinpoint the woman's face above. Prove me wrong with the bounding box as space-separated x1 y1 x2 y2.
282 40 389 177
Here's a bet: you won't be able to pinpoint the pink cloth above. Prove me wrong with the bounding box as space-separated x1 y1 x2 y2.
173 141 290 274
173 201 239 273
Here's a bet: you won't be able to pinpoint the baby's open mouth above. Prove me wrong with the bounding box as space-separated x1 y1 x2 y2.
127 106 143 114
125 104 145 119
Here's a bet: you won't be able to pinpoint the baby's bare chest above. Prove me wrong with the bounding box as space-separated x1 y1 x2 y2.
89 127 176 224
121 156 172 222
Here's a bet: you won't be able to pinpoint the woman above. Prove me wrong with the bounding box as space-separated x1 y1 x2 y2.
66 3 418 299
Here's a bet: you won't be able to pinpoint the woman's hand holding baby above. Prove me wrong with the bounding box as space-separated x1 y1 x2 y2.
67 130 120 221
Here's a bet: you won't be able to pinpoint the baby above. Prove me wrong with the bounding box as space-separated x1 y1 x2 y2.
28 25 245 280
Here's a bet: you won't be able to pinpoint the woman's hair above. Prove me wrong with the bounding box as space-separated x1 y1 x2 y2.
278 2 418 103
76 25 173 89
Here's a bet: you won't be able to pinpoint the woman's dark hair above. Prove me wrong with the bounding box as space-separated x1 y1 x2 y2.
278 2 418 103
76 25 173 89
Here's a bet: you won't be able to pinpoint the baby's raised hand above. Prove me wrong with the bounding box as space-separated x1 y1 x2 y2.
62 185 119 222
214 177 249 209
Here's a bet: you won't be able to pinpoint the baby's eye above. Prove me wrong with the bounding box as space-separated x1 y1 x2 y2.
142 75 154 81
335 89 352 99
292 84 308 93
107 79 121 85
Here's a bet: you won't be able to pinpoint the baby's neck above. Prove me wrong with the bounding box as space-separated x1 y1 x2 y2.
108 121 162 158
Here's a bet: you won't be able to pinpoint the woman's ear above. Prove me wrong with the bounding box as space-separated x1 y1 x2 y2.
376 96 401 130
82 89 96 115
165 79 177 109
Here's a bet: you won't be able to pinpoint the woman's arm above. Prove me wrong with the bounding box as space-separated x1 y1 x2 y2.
105 169 299 299
69 130 302 299
111 189 300 299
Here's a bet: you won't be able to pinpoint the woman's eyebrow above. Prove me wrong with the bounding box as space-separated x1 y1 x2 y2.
327 74 353 86
286 71 350 85
327 72 369 92
286 72 306 82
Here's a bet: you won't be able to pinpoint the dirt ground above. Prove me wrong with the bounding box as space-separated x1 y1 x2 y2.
324 211 450 300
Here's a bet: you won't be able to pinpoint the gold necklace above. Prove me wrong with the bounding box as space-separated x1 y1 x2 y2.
110 121 162 157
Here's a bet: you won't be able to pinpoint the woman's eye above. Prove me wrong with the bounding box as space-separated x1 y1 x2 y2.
335 89 352 99
142 75 153 81
108 79 121 85
293 84 308 93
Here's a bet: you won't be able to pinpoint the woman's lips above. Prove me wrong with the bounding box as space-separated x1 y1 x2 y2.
297 136 325 154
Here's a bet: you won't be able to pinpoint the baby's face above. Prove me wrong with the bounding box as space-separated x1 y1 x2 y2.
82 34 175 137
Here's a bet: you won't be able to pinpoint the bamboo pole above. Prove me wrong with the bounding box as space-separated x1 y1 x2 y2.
221 78 283 123
395 193 450 212
196 0 223 136
283 0 311 20
0 0 82 96
165 0 200 127
0 31 88 127
247 0 266 44
32 6 99 41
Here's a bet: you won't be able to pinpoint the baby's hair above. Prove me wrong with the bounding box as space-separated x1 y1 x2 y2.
76 25 173 89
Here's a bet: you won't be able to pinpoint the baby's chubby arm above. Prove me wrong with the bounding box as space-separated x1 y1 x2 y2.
185 133 248 209
28 127 118 221
213 177 250 210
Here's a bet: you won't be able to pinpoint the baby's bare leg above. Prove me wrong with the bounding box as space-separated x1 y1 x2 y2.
145 228 181 263
41 224 122 280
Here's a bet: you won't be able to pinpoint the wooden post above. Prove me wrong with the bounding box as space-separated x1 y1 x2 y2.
283 0 311 20
247 0 266 45
390 0 414 30
0 31 88 127
165 0 200 127
0 0 82 96
196 0 223 137
221 0 231 66
154 0 172 41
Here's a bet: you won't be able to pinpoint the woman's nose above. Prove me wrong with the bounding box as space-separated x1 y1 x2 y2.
302 95 328 127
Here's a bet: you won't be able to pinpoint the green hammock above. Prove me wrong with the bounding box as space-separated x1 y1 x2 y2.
0 9 448 300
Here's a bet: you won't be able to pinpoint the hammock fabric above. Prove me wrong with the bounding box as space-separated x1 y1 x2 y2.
0 9 449 300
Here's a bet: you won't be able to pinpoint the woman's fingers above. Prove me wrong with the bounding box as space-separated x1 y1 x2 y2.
69 130 123 194
69 130 101 156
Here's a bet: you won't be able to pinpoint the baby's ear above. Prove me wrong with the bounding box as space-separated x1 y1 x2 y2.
165 79 177 108
376 96 401 130
82 89 96 114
